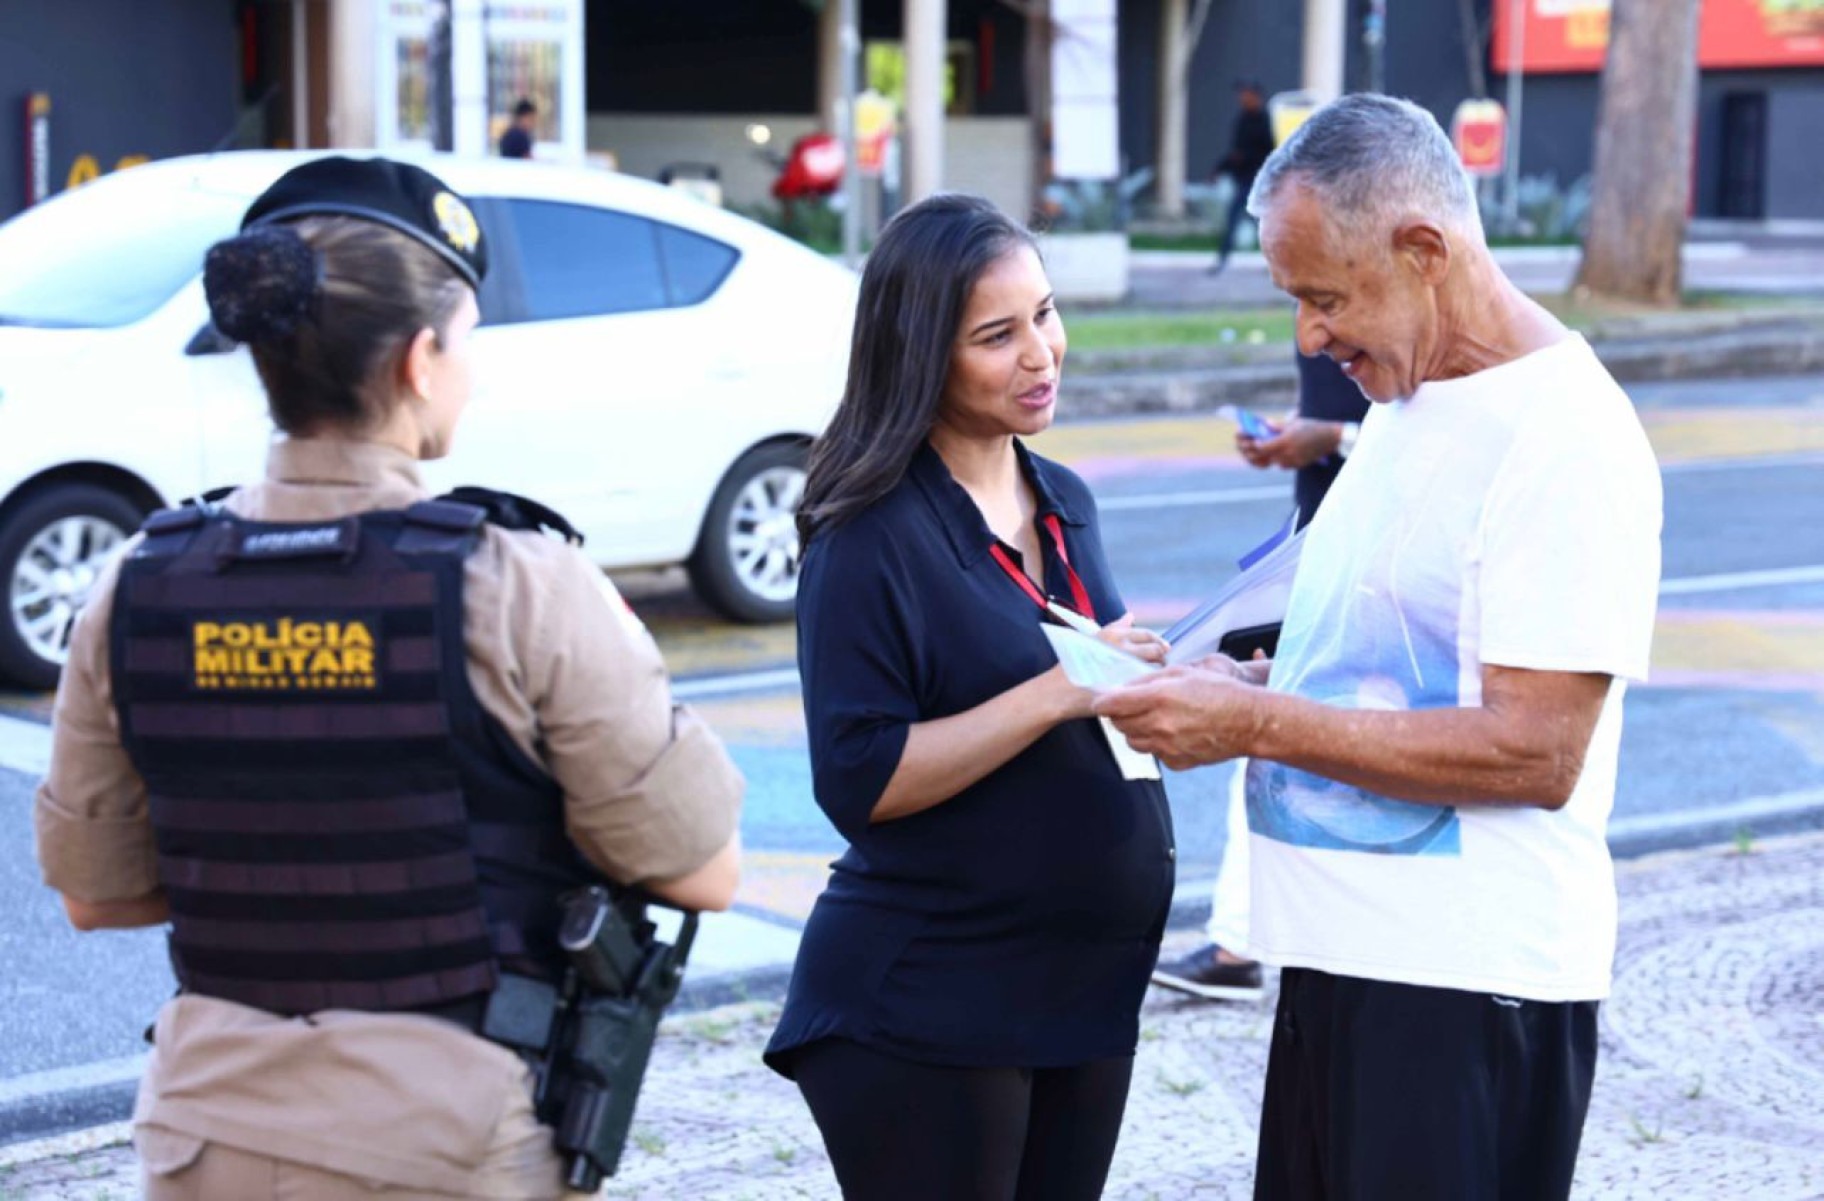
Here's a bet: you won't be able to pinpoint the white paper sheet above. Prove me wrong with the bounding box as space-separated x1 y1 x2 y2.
1162 522 1305 666
1040 625 1163 780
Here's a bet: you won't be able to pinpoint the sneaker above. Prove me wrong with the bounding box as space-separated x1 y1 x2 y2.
1150 943 1264 1002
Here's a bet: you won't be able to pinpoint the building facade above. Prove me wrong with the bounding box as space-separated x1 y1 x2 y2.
1119 0 1824 224
2 0 241 218
8 0 1817 228
1 0 587 221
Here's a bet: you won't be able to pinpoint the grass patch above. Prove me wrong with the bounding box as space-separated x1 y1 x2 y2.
1128 230 1581 252
1157 1071 1207 1098
1065 307 1293 351
1129 231 1220 253
1682 290 1821 312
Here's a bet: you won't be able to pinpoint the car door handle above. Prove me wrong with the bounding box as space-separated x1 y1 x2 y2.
707 355 747 381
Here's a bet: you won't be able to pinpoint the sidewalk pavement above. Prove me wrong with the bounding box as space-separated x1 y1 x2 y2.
4 832 1820 1200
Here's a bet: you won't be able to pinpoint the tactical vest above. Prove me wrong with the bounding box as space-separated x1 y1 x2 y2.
110 497 600 1017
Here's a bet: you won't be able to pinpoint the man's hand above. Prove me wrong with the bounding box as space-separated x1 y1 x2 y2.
1237 418 1343 470
1093 665 1263 771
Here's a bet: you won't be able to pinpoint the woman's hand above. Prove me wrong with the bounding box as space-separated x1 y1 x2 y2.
1190 648 1272 686
1096 614 1170 665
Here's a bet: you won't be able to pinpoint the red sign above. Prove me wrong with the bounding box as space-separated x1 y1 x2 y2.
1452 100 1508 177
1492 0 1824 74
772 133 845 201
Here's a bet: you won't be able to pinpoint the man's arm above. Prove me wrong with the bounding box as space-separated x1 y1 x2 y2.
1096 662 1611 809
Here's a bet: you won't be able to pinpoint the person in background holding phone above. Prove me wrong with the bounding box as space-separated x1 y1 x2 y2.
1150 349 1368 1003
1240 350 1371 529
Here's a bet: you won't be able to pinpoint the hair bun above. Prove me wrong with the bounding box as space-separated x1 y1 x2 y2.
203 226 320 343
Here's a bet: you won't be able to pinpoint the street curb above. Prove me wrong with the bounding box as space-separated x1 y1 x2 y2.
0 1081 138 1152
1059 316 1824 419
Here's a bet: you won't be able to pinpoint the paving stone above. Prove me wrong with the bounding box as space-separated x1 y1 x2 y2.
4 834 1822 1199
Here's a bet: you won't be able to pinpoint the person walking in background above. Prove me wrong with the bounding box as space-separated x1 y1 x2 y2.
1150 348 1368 1004
1098 95 1662 1199
499 98 537 159
34 157 743 1199
765 193 1175 1201
1209 80 1275 275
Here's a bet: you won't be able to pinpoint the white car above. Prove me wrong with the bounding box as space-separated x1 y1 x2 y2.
0 152 856 688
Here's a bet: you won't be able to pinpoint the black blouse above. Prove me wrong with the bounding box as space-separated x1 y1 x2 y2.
765 440 1175 1073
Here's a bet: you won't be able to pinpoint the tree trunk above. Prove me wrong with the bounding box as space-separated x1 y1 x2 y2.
1024 0 1053 223
1572 0 1701 306
1155 0 1189 218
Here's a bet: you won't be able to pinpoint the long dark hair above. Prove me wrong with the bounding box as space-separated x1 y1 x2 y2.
796 193 1035 545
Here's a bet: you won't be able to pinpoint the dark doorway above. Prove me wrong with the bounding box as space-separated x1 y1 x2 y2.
1718 91 1766 220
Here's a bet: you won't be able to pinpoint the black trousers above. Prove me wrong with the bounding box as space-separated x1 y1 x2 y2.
1216 184 1254 265
1256 967 1599 1201
792 1037 1135 1201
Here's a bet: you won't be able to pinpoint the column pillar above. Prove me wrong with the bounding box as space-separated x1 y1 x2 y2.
903 0 946 202
818 0 844 131
1155 0 1188 217
1301 0 1346 99
328 0 376 148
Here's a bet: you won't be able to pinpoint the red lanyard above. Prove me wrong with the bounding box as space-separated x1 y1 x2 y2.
988 513 1094 618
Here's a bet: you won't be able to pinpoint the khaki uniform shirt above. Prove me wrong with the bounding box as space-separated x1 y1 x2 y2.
33 438 745 1194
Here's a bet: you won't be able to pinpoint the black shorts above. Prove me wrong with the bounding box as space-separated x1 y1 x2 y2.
1256 966 1599 1201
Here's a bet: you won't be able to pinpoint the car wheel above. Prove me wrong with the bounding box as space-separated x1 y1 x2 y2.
687 442 808 624
0 484 144 690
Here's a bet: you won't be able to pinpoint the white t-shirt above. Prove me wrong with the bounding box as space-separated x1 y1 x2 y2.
1246 334 1663 1001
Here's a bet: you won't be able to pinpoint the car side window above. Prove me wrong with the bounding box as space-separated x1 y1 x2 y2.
465 198 524 327
503 199 668 320
656 224 739 307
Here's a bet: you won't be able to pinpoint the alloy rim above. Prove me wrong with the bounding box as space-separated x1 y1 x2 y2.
9 517 127 666
727 466 805 603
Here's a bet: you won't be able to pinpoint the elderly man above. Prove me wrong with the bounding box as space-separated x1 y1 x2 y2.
1097 94 1662 1200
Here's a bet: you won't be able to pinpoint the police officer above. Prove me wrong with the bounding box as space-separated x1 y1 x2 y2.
33 157 744 1199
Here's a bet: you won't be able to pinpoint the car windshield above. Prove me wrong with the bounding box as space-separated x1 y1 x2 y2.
0 176 248 328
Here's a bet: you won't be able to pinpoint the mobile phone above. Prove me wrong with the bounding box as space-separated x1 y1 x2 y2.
1234 408 1280 440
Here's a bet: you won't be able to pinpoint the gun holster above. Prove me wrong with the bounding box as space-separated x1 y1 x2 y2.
517 886 699 1193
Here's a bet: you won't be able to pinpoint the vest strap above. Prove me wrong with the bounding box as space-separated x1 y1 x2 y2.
136 506 208 561
398 500 487 556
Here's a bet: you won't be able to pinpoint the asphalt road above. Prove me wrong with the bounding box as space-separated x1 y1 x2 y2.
0 370 1820 1143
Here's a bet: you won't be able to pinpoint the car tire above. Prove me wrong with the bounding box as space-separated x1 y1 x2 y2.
0 484 144 690
687 442 808 625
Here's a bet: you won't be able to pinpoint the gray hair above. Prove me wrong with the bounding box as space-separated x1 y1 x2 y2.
1247 93 1483 249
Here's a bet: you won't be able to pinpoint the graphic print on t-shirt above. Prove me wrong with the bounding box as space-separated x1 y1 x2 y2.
1245 472 1464 857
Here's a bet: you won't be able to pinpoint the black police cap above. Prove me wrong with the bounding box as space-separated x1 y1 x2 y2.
242 156 487 289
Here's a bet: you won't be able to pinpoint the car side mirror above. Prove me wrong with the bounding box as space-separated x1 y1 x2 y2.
185 322 239 356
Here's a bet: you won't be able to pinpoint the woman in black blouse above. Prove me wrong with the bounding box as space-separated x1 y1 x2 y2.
765 194 1176 1200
